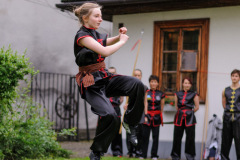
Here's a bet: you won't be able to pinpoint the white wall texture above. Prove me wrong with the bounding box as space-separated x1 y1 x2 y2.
0 0 112 129
110 6 240 142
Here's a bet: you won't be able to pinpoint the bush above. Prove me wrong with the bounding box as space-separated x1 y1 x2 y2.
0 46 73 159
0 45 37 120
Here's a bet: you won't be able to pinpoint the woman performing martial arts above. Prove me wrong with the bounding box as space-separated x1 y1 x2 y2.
73 3 144 160
171 77 199 160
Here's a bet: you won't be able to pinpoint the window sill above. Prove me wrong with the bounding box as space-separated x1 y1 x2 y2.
163 104 177 112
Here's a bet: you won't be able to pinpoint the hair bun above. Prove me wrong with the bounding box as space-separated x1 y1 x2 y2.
74 6 81 17
74 3 102 24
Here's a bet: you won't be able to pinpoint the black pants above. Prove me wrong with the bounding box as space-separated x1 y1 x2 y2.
126 124 143 156
171 123 196 160
221 113 240 160
82 76 144 153
111 117 123 156
141 124 160 158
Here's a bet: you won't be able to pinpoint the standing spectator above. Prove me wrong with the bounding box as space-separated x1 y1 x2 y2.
171 77 199 160
221 69 240 160
141 75 165 160
125 69 148 158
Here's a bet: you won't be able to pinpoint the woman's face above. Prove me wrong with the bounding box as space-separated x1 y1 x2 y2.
150 80 159 90
85 8 102 29
182 79 192 91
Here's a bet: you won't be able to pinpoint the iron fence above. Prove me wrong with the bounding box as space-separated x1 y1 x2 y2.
30 72 90 141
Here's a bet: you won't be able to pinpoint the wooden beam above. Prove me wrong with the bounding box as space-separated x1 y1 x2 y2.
56 0 240 21
102 0 240 15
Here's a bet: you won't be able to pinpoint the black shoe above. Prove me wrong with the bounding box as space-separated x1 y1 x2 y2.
123 122 138 146
89 151 101 160
129 153 133 158
129 125 138 146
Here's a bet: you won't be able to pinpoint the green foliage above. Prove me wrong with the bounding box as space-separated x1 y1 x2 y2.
164 96 175 107
0 45 37 120
58 128 76 138
33 157 158 160
0 46 73 159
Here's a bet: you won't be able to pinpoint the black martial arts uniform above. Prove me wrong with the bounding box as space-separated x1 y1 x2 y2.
141 89 165 159
126 85 148 157
171 90 197 160
74 26 144 154
109 97 123 157
221 87 240 160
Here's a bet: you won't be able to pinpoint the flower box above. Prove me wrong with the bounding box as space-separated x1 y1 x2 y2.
163 103 177 112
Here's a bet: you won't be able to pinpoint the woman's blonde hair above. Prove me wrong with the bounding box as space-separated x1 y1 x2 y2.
74 3 102 24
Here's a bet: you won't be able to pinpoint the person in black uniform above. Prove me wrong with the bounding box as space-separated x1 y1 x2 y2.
171 77 199 160
108 67 123 157
221 69 240 160
124 69 148 158
141 75 165 160
73 3 144 160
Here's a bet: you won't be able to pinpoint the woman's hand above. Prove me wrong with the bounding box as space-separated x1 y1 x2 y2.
119 27 127 34
119 34 129 43
145 117 148 123
106 27 127 46
123 104 128 110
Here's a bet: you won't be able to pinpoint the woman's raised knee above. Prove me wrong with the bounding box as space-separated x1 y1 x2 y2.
105 111 119 123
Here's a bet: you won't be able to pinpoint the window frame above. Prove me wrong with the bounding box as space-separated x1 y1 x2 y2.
152 19 209 103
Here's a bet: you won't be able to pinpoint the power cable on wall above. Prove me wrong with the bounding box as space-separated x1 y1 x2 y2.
25 0 49 7
24 0 78 20
24 0 112 34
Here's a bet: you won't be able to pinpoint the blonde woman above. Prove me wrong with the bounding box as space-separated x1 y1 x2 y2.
73 3 144 160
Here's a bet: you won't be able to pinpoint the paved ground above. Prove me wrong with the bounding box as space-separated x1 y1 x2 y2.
60 141 172 159
60 141 114 158
60 141 93 158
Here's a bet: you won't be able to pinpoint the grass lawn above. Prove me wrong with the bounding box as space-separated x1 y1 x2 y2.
40 158 164 160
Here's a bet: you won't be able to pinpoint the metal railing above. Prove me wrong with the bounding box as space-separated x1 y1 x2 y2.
30 72 90 141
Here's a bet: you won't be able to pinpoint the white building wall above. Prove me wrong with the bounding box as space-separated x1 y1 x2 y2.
110 6 240 142
0 0 112 74
0 0 112 129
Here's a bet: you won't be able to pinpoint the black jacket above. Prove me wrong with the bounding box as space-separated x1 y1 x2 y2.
144 89 165 127
224 86 240 112
74 25 107 67
174 90 197 127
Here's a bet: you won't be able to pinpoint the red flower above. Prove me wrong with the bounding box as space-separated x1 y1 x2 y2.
170 102 174 105
165 95 168 98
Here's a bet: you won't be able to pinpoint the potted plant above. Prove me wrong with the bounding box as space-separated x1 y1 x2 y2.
164 96 176 112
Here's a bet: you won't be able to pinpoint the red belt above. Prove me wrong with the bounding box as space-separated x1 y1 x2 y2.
147 110 163 126
76 61 106 94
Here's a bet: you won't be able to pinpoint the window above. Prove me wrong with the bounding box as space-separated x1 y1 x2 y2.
153 19 209 103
